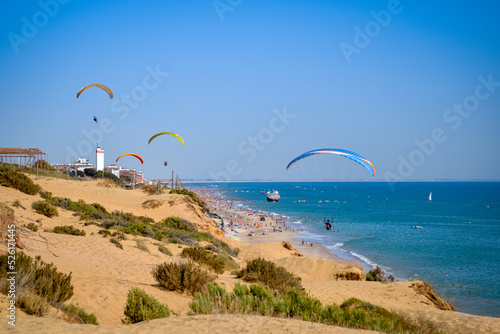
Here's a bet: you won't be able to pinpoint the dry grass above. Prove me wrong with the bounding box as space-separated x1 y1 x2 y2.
142 185 164 195
17 288 50 316
181 247 226 274
152 260 217 295
110 237 123 249
158 244 173 256
136 239 150 253
236 257 303 294
97 179 119 188
142 199 164 209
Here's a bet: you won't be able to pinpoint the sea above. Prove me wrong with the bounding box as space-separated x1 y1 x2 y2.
188 181 500 318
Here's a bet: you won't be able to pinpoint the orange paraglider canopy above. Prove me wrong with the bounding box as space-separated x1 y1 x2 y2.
76 84 113 99
116 153 143 164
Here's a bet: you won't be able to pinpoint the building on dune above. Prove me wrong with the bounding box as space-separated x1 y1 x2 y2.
104 164 144 184
117 168 144 184
52 143 145 183
53 157 95 173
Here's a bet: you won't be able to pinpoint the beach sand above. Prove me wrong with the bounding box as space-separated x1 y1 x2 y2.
0 176 499 333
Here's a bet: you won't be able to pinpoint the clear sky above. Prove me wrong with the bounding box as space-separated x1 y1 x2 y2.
1 0 499 181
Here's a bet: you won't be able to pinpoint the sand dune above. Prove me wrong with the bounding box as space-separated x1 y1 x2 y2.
10 314 378 334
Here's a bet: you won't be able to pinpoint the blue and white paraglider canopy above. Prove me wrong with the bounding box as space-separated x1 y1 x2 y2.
286 148 376 176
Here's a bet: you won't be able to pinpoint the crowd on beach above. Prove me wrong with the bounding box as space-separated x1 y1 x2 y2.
191 186 365 244
191 186 306 241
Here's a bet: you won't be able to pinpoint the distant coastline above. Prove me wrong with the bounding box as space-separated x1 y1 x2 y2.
183 179 500 183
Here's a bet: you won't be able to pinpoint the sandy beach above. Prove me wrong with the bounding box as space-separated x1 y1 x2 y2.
1 175 499 333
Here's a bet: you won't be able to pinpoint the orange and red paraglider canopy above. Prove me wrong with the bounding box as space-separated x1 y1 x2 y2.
116 153 144 164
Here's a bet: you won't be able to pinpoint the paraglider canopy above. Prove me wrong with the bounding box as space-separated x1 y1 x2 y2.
148 132 184 146
76 84 113 99
116 153 144 164
286 148 376 176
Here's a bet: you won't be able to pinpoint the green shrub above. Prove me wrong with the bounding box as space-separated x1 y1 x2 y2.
46 197 109 220
155 227 239 257
181 247 226 274
101 219 120 229
204 244 219 253
99 229 111 236
158 245 173 256
273 289 323 321
84 168 98 177
0 165 41 195
217 252 240 271
0 252 73 305
32 200 59 218
337 298 438 333
236 257 303 294
190 284 440 333
24 222 39 232
169 189 208 211
111 210 154 224
158 217 198 232
124 287 170 324
110 237 123 249
39 190 52 199
152 260 217 295
64 304 99 325
366 267 394 282
52 225 86 236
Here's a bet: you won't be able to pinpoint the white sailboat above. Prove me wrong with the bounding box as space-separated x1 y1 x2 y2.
429 192 432 202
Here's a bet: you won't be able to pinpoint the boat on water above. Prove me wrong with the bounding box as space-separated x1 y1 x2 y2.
429 192 432 201
412 225 423 229
267 190 280 202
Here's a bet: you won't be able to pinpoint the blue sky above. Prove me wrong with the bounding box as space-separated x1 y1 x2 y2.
1 0 499 181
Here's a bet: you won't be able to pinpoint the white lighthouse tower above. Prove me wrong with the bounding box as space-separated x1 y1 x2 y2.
96 142 104 171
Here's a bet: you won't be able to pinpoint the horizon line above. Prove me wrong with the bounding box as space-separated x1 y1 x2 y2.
182 179 500 183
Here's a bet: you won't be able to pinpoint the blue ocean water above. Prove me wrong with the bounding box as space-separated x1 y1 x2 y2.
189 181 500 318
